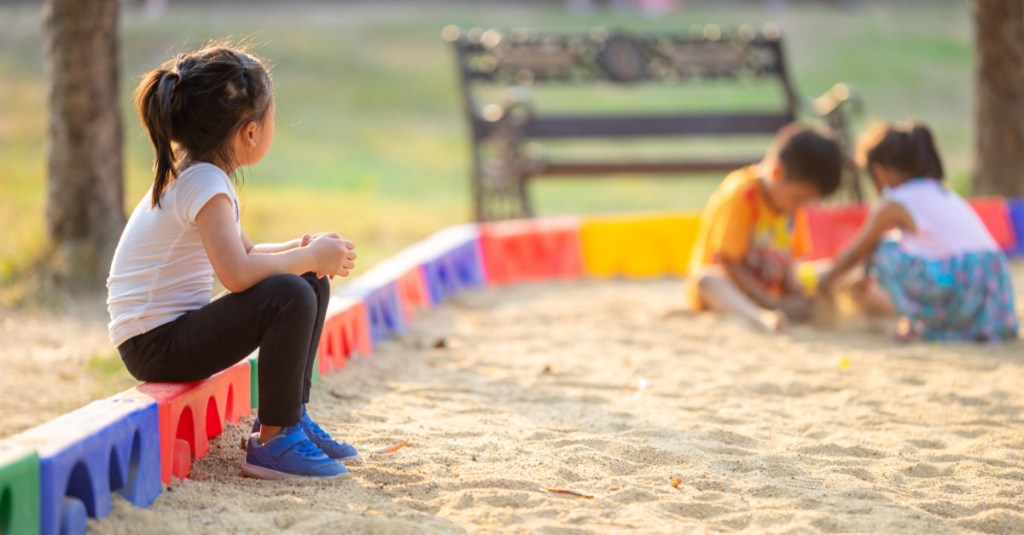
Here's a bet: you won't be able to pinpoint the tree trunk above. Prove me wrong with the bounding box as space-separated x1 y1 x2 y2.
973 0 1024 196
42 0 125 291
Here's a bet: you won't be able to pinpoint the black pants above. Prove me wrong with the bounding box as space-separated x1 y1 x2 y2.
118 273 329 426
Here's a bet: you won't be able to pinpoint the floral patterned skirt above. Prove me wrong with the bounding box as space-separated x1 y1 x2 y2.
873 241 1019 342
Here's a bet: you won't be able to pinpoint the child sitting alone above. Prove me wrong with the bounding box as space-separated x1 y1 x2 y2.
687 124 843 331
819 121 1019 342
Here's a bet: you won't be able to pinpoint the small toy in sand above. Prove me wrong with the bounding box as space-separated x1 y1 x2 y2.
373 440 408 454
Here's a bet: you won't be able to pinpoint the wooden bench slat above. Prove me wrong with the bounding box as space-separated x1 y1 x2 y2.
521 113 794 139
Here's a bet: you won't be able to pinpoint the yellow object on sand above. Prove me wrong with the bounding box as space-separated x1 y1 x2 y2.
796 261 820 294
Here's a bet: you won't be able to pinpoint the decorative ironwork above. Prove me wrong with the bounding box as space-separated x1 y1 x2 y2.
446 26 785 85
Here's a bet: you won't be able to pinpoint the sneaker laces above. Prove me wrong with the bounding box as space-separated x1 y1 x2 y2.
304 418 338 444
294 440 324 459
283 426 327 459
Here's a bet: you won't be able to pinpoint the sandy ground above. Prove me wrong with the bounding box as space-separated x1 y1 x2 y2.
0 296 118 437
2 266 1023 534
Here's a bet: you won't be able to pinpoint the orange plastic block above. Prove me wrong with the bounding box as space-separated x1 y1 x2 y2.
580 213 701 278
805 204 869 260
318 298 372 375
480 217 584 285
969 198 1016 251
396 266 431 321
134 360 251 484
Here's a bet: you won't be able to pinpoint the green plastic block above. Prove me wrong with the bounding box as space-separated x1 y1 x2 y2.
247 355 259 410
247 352 321 412
0 444 41 535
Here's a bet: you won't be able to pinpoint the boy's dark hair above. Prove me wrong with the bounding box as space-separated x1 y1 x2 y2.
855 121 944 181
768 123 843 197
134 44 273 208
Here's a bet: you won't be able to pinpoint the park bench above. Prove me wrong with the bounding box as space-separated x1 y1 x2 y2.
444 25 863 221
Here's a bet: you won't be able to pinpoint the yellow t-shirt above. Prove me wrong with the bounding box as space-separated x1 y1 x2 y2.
687 166 811 308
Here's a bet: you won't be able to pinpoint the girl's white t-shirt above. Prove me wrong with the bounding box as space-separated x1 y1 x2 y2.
106 163 241 347
885 179 998 260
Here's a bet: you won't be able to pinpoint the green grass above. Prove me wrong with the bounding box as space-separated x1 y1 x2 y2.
85 351 140 399
0 1 973 283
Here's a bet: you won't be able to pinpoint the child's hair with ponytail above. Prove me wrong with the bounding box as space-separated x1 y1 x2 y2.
855 121 945 181
133 44 273 208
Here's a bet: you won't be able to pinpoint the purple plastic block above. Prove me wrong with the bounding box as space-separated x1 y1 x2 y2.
1008 200 1024 257
338 270 406 345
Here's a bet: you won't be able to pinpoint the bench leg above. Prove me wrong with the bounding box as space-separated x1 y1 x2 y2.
476 127 531 221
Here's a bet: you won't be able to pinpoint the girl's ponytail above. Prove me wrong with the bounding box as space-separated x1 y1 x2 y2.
134 68 181 208
856 120 945 182
908 122 944 181
133 44 273 208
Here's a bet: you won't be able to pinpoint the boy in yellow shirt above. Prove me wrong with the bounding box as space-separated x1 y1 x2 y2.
688 124 842 331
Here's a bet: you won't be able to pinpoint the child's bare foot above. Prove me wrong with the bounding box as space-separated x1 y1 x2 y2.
891 317 919 343
758 309 788 332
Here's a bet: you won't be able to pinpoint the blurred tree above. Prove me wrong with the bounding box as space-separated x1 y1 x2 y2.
973 0 1024 196
42 0 125 291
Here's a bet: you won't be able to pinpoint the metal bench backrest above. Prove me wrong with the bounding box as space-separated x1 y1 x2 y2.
446 25 801 141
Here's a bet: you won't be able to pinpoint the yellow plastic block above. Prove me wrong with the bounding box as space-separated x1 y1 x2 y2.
580 212 702 278
795 259 829 294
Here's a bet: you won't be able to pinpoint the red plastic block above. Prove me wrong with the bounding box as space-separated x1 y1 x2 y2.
134 360 251 484
396 266 431 321
480 217 584 285
969 198 1016 251
318 297 372 375
806 204 869 260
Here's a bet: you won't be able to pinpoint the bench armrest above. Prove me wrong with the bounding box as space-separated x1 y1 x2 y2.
803 82 863 123
476 86 535 126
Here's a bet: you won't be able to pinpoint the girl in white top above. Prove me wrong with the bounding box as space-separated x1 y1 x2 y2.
108 44 357 479
820 121 1018 342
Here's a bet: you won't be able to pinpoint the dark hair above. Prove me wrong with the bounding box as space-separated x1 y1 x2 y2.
134 44 273 208
855 121 944 181
768 123 843 197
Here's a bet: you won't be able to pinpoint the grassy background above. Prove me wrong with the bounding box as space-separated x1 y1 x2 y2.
0 0 972 285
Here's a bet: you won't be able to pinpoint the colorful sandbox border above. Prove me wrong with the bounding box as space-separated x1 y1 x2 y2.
1 198 1020 534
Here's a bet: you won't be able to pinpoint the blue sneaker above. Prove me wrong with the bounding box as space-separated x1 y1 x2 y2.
242 425 349 480
299 408 361 462
251 407 360 463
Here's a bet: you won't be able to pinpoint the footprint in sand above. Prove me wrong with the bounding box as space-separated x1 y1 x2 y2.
659 501 734 521
901 462 954 478
797 443 885 459
905 438 948 449
955 508 1024 534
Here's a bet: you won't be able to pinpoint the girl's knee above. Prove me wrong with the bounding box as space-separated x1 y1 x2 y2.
302 272 330 297
694 268 727 294
260 274 317 310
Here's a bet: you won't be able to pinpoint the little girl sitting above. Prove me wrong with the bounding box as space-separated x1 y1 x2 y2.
820 121 1018 342
109 44 359 479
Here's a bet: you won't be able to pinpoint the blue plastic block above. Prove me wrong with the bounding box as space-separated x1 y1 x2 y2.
418 226 486 305
1008 200 1024 257
0 444 40 535
338 259 409 345
362 283 405 343
10 394 162 535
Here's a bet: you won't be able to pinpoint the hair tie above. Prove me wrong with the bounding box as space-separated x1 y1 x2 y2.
168 71 182 89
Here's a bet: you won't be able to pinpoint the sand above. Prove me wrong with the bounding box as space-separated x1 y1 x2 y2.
0 297 118 437
2 268 1023 533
